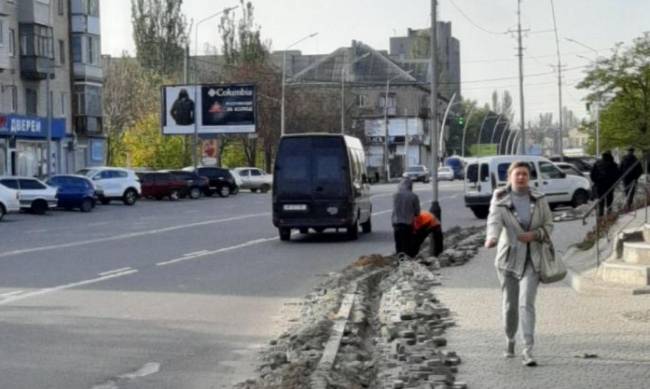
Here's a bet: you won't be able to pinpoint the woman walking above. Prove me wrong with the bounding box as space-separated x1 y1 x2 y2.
484 161 554 366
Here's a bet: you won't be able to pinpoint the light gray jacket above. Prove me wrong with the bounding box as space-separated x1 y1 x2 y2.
486 187 554 279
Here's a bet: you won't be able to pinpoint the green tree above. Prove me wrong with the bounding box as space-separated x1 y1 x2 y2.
103 55 165 165
578 32 650 152
218 1 279 171
131 0 188 79
122 113 189 169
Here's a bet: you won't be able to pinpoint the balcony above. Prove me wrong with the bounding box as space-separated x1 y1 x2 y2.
20 56 54 80
0 0 9 16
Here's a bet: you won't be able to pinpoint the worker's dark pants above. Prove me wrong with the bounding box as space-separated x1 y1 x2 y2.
597 192 614 217
393 224 412 256
407 225 444 257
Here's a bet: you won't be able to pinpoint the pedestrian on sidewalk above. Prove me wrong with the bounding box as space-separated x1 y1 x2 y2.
619 147 643 211
484 161 554 367
392 177 420 257
590 150 620 217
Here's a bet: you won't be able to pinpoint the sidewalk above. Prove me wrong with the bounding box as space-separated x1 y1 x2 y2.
435 218 650 389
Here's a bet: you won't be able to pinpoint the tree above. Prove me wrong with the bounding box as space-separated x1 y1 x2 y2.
103 55 165 165
501 91 514 122
131 0 188 79
578 32 650 151
122 113 189 169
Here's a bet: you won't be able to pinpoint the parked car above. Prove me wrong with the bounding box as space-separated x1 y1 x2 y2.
0 184 20 221
554 162 589 179
437 166 454 181
182 166 239 197
232 167 273 193
46 175 96 212
464 155 592 219
403 165 430 183
77 167 142 205
137 172 187 201
549 155 594 174
0 177 58 214
165 170 209 199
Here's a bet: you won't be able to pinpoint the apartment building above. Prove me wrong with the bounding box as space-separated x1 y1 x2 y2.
0 0 104 177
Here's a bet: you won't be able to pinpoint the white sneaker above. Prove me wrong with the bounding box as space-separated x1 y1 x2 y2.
522 349 537 366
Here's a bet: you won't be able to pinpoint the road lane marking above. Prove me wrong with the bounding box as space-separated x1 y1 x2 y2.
0 290 24 298
99 267 133 277
0 269 138 306
156 237 278 266
118 362 161 379
184 250 209 257
0 212 271 259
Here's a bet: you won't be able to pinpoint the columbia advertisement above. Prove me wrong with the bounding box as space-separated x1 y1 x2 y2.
162 84 256 135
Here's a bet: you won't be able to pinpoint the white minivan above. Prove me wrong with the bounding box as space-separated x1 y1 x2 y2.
464 155 592 219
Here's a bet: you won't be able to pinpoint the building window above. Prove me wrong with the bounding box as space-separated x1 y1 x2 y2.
59 39 65 64
9 28 15 56
60 92 66 115
19 24 54 59
357 94 368 108
87 0 99 17
379 94 396 108
72 35 82 63
25 88 38 116
58 0 65 15
0 19 4 47
87 35 99 65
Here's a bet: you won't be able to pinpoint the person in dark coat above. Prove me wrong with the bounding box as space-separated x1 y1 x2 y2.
619 148 643 210
170 89 195 125
392 178 420 256
590 151 620 216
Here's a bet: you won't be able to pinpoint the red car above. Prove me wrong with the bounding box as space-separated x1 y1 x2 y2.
137 172 187 201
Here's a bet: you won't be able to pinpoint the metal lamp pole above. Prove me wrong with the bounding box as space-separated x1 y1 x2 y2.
192 6 238 168
281 32 318 136
460 107 475 158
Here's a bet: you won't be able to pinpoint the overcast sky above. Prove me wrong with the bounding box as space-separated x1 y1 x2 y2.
100 0 650 124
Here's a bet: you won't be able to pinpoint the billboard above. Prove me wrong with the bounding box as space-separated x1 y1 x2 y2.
162 84 256 135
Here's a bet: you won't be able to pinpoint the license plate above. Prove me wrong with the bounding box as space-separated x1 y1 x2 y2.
283 204 307 211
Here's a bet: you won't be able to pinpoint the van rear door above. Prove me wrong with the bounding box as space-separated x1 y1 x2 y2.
274 137 351 225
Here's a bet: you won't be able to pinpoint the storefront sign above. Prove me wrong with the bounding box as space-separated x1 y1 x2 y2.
0 114 66 139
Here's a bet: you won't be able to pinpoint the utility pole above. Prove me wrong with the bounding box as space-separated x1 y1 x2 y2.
550 0 564 161
516 0 526 155
429 0 441 256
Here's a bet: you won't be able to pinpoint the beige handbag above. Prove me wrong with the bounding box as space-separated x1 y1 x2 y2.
539 227 567 284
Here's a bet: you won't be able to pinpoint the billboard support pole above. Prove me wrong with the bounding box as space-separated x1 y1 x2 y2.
193 86 199 168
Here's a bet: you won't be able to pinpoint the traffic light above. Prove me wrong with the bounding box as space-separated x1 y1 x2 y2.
457 116 465 126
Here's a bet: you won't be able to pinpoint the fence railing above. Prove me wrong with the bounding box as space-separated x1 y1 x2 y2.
581 155 650 267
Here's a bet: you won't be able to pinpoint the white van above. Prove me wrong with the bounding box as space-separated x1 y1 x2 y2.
464 155 591 219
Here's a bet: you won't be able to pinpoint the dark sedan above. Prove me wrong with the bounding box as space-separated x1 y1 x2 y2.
46 175 96 212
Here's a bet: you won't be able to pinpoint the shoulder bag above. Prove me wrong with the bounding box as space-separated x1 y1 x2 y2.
539 226 567 284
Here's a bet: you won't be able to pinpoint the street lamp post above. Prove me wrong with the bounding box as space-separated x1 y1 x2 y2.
281 32 318 136
438 92 458 157
191 6 238 168
460 107 475 158
476 112 496 157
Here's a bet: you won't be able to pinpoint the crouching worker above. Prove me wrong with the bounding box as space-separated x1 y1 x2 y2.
392 178 420 256
408 211 443 258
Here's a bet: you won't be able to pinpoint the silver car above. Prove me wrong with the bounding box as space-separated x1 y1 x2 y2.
232 167 273 193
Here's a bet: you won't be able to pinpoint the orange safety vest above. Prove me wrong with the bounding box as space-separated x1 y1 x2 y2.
413 211 440 231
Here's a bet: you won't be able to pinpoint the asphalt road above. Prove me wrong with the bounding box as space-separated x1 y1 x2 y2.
0 180 478 389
